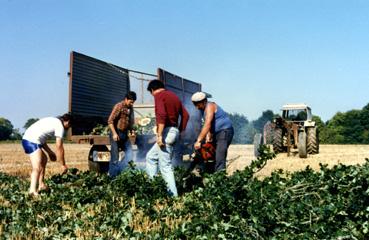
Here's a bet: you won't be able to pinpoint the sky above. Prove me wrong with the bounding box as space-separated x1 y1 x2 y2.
1 0 369 131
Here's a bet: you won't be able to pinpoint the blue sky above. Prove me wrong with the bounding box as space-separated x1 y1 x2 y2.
1 0 369 131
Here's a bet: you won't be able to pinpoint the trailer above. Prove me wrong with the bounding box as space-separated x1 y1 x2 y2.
68 51 202 172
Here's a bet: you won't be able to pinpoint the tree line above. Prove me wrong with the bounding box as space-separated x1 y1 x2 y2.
229 103 369 144
1 103 369 144
0 118 38 141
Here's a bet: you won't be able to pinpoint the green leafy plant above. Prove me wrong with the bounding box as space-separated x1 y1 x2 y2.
90 124 110 136
2 148 369 239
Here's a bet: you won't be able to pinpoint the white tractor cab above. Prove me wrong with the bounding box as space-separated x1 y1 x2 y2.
282 103 311 121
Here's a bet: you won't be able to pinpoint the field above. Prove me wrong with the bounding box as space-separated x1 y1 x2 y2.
2 143 369 238
228 144 369 177
1 143 368 178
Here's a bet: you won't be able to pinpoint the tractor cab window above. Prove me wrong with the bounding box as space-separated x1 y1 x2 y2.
283 109 307 121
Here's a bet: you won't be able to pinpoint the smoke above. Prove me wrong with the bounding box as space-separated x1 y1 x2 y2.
131 102 202 169
130 75 203 168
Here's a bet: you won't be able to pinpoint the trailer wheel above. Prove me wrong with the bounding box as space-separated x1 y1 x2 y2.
88 145 110 173
307 127 319 154
298 131 307 158
272 128 284 153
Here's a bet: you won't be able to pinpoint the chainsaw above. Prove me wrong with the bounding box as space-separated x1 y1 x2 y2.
188 142 216 174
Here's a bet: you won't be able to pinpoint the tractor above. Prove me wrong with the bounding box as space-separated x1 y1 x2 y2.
256 104 319 158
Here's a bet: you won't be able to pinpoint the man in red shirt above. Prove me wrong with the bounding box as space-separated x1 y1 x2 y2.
146 80 189 197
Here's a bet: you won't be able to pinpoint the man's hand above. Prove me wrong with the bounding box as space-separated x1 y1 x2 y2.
128 130 136 144
62 165 68 174
113 133 120 142
49 152 57 161
129 130 136 137
157 135 164 147
194 141 201 150
206 133 213 143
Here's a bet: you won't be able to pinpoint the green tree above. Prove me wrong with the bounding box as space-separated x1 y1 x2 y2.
252 110 275 133
10 128 22 140
359 103 369 144
323 110 364 144
312 115 325 130
323 112 347 144
23 118 39 130
228 113 254 144
0 118 14 140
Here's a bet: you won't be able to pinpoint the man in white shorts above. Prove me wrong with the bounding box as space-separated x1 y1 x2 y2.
22 113 72 196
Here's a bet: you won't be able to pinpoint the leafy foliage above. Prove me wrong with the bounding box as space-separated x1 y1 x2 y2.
0 117 25 140
0 117 13 140
252 110 275 133
10 128 22 140
228 112 255 144
319 103 369 144
23 118 39 130
90 124 110 136
2 147 369 238
133 115 156 135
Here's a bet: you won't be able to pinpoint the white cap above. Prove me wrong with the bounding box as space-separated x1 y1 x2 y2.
191 92 207 102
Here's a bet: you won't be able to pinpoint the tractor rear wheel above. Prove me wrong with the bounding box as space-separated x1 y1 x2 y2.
307 127 319 154
298 131 307 158
272 128 284 153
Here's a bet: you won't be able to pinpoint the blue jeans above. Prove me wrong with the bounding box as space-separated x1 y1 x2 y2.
146 127 179 197
109 130 133 177
214 127 234 171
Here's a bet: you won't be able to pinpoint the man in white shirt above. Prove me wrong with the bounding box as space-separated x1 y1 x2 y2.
22 113 72 196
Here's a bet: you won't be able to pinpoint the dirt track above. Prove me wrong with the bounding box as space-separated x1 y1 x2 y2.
228 144 369 177
1 143 368 178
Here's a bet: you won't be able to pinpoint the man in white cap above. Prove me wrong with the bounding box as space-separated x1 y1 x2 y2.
191 92 234 172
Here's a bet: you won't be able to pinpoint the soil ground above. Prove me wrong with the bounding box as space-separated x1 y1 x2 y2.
1 143 369 179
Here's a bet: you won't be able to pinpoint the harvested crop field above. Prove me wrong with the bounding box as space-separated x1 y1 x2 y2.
2 143 369 238
1 143 368 178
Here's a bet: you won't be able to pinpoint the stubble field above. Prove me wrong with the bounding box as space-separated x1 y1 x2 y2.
1 143 368 179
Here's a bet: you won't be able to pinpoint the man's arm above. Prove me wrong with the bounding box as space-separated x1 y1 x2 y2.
108 104 119 141
128 108 136 142
156 123 165 147
155 97 167 147
179 105 189 132
56 137 68 173
129 107 135 130
108 123 119 140
42 143 56 161
194 103 215 149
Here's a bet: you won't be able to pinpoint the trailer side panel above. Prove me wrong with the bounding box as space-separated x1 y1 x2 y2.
69 51 130 136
